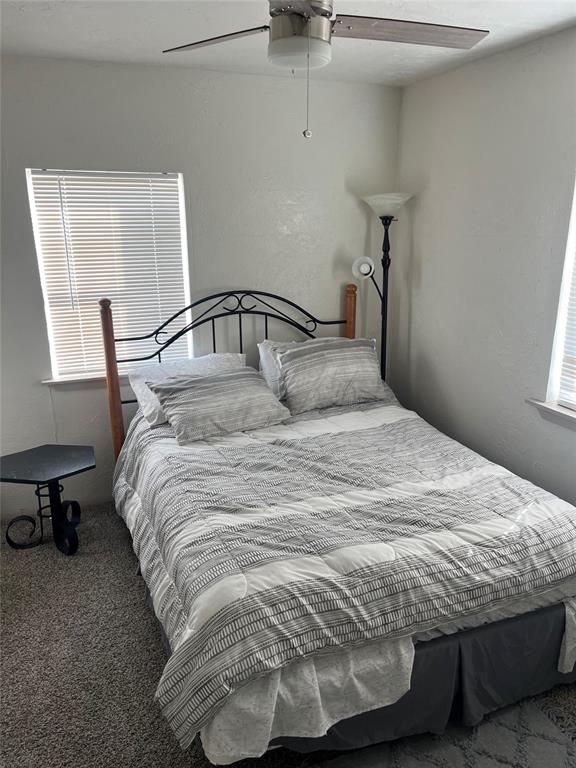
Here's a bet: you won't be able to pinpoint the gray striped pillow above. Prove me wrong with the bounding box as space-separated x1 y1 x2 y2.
278 338 387 415
149 368 291 444
258 337 341 400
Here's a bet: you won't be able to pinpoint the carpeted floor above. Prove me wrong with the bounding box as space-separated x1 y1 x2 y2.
1 503 574 768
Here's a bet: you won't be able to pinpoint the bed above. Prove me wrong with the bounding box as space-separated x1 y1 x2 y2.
99 285 576 765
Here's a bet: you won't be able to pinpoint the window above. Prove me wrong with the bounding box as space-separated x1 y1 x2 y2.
547 181 576 411
27 169 191 380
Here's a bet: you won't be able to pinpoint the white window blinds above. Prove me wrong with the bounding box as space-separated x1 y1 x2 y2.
27 169 191 379
556 248 576 410
548 176 576 412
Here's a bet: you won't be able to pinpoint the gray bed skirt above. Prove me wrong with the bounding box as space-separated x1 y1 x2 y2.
146 589 575 755
274 603 576 753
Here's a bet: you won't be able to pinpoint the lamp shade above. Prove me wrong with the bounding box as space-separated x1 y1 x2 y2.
361 193 413 217
352 257 375 280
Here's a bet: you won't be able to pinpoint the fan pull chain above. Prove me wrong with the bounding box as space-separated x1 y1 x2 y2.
303 18 312 139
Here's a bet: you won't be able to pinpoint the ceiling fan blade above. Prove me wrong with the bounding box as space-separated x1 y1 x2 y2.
163 26 269 54
332 16 488 49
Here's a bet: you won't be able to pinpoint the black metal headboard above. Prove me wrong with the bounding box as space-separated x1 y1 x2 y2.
99 284 357 458
115 289 349 364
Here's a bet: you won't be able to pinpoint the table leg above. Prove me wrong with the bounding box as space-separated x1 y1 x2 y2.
47 480 81 556
5 514 43 549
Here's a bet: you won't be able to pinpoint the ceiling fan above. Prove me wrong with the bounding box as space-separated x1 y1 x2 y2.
163 0 489 68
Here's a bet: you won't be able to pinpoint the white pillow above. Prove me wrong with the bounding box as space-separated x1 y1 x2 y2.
129 353 246 426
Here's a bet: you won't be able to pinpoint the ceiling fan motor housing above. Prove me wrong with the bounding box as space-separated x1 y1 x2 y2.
268 14 332 68
269 0 333 18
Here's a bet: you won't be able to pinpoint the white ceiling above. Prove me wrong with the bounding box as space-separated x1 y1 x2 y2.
1 1 575 85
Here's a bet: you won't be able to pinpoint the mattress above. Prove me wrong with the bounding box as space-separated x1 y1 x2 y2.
114 397 576 761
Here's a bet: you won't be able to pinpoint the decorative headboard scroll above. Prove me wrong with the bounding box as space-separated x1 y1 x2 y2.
99 284 357 458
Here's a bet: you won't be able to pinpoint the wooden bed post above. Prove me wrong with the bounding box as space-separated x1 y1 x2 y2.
344 283 357 339
99 299 125 459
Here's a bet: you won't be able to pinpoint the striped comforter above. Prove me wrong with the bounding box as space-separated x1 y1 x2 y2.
113 398 576 749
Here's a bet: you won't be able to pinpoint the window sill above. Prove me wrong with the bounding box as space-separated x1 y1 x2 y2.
527 398 576 429
42 374 129 386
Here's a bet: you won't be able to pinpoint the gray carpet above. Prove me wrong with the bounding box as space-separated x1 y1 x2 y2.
1 503 574 768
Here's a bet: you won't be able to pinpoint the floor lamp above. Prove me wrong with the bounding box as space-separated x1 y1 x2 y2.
353 193 412 379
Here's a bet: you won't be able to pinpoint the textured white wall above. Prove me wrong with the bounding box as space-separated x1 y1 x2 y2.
391 28 576 504
0 55 400 517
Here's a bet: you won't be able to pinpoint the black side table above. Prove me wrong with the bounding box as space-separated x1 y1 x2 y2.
1 444 95 556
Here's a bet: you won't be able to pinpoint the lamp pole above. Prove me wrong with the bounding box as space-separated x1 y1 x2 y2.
359 193 412 381
379 215 394 381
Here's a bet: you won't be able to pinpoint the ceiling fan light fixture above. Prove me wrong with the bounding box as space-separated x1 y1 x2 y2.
268 35 332 68
268 13 332 69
